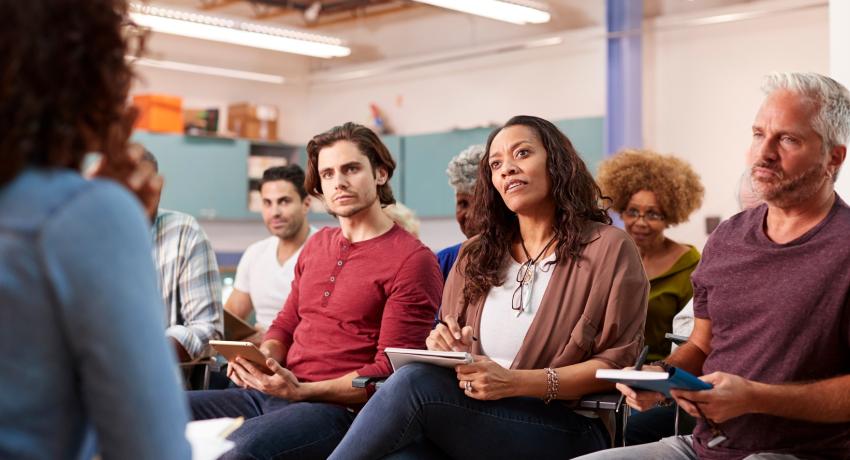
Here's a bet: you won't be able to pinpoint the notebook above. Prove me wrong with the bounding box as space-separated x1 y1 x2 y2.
186 417 242 460
595 367 712 397
384 347 473 371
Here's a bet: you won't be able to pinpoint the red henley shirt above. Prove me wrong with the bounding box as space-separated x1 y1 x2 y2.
265 224 443 382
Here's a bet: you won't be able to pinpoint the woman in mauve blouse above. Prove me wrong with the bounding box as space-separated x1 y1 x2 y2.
329 115 649 460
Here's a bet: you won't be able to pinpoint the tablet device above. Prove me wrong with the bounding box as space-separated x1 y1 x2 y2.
384 347 473 371
209 340 273 374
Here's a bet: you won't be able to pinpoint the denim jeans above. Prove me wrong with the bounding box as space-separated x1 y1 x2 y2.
329 363 609 460
189 388 355 460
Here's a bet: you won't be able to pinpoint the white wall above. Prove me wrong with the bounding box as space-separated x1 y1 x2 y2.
294 29 607 252
132 33 312 143
644 3 829 250
299 31 606 140
134 1 834 254
830 0 850 197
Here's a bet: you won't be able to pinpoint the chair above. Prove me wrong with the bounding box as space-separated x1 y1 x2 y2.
180 357 220 390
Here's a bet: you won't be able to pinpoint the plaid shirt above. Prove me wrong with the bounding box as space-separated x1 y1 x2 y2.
151 209 223 360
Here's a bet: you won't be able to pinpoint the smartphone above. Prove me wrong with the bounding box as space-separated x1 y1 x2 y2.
209 340 273 374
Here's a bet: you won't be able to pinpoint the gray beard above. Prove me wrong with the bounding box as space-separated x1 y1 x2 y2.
752 162 829 208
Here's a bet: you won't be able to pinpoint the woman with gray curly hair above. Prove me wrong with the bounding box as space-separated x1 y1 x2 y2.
436 144 486 280
447 144 486 237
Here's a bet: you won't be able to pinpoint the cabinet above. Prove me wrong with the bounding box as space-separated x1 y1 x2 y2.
132 131 301 220
132 117 602 221
247 141 303 213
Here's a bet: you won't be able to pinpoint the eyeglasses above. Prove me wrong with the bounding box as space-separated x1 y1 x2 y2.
512 261 535 314
622 208 665 222
512 235 557 315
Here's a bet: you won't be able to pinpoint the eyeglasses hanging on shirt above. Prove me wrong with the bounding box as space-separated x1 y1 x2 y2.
512 234 558 316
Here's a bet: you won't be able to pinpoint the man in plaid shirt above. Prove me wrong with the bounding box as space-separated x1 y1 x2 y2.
143 149 223 362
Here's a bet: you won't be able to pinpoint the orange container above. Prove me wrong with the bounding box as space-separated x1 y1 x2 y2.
133 94 184 133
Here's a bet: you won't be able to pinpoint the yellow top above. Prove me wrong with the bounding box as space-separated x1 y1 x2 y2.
645 245 700 362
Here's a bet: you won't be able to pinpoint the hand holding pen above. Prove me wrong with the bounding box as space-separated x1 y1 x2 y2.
426 317 477 352
615 345 650 412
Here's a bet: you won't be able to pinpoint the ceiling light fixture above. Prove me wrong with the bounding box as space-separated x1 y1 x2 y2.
130 56 286 84
412 0 550 25
129 3 351 58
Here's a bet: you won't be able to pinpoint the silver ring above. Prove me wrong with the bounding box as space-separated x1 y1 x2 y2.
465 381 473 392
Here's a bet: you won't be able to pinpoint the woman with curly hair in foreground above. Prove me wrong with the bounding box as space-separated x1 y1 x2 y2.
0 1 190 458
597 149 704 445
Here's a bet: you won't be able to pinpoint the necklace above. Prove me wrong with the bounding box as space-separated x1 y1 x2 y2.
512 233 558 315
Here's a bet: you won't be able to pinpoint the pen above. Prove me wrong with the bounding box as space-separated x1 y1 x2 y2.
616 345 650 413
437 319 478 341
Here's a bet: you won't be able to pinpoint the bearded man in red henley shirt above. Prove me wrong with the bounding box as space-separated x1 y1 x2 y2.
189 122 443 460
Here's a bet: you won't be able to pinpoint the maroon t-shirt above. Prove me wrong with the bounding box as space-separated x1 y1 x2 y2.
692 195 850 459
265 224 443 382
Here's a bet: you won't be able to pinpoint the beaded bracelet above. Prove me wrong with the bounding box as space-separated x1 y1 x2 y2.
650 360 673 372
543 367 559 404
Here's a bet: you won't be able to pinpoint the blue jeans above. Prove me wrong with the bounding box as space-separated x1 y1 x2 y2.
189 388 355 459
329 363 609 460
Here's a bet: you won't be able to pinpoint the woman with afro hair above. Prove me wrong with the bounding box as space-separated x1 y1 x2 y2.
597 149 704 445
597 150 704 362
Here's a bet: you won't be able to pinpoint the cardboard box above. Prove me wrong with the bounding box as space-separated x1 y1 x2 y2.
133 94 183 133
228 103 279 140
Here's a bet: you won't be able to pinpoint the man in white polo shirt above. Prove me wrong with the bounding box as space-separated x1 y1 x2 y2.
225 165 316 342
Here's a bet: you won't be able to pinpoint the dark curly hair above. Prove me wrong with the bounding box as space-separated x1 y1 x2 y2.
597 149 704 225
459 115 611 307
0 0 144 187
304 122 396 206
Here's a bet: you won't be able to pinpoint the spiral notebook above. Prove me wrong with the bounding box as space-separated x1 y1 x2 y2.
384 347 473 371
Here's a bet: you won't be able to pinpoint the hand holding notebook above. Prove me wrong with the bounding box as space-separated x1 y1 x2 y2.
596 366 712 398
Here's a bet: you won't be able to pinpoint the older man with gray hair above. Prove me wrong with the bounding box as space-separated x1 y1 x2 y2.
578 72 850 459
435 144 485 280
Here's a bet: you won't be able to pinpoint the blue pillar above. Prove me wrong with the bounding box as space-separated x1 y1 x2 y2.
606 0 643 156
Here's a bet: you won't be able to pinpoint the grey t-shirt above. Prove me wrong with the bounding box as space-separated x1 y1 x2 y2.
692 195 850 459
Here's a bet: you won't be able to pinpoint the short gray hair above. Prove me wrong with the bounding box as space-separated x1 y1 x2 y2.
762 72 850 150
446 144 485 195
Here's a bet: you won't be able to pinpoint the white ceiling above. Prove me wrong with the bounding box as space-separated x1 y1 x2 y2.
140 0 762 75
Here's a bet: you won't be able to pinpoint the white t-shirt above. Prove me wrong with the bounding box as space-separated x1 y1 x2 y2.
479 253 556 368
233 227 316 329
671 299 695 351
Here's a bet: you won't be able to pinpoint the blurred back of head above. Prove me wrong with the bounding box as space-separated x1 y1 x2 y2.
0 0 143 187
383 202 420 238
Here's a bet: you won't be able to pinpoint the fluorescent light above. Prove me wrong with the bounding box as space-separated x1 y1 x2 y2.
413 0 550 25
130 57 286 84
129 3 350 58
